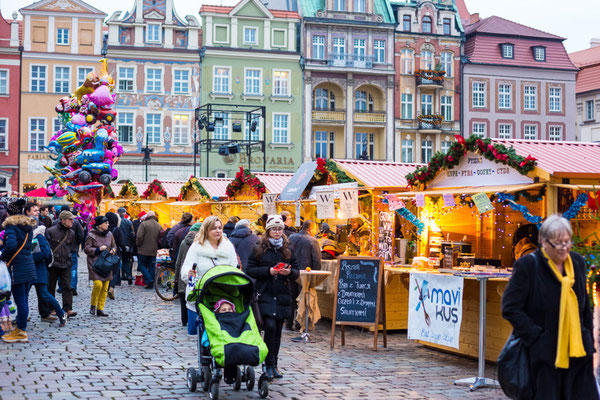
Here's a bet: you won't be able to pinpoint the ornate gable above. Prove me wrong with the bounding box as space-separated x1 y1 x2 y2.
231 0 273 19
21 0 106 15
144 10 165 20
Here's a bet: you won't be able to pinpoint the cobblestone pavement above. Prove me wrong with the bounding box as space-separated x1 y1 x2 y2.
0 258 508 400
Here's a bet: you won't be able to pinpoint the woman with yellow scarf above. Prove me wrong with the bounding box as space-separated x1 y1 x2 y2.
502 215 598 399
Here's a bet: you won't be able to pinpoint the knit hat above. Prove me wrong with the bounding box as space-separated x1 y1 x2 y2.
93 215 109 228
105 212 119 228
322 239 341 254
214 299 235 313
117 207 127 215
235 219 250 229
7 199 26 216
190 222 202 232
265 215 285 231
138 211 147 220
59 210 75 220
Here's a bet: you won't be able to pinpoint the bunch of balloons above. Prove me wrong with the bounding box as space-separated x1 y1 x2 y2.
44 59 123 225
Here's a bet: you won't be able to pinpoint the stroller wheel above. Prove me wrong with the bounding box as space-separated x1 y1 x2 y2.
186 368 198 392
245 366 255 391
233 366 242 391
201 366 211 392
209 379 220 400
258 375 269 398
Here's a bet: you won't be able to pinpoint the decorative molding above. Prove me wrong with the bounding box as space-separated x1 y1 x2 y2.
269 142 294 150
241 94 265 102
209 92 235 100
269 95 294 104
44 0 82 11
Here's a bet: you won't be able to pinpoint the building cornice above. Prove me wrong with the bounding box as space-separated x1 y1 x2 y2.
22 52 104 62
204 47 300 61
304 17 395 29
465 61 578 74
106 48 200 62
20 10 105 19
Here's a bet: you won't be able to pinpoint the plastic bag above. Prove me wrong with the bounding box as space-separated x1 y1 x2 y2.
0 261 10 293
497 333 533 400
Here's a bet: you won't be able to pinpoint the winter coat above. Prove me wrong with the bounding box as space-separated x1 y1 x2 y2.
167 222 191 249
106 213 125 257
84 229 117 282
180 238 238 311
174 230 197 293
118 217 135 254
223 221 236 238
1 215 37 285
53 216 84 252
502 250 597 398
31 226 53 285
289 230 322 270
172 225 191 261
246 243 299 320
135 216 162 257
229 226 259 272
283 225 297 238
39 215 53 229
46 222 75 268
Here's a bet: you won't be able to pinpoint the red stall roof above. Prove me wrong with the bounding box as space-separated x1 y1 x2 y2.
333 159 424 189
197 178 233 199
158 181 186 198
253 172 294 194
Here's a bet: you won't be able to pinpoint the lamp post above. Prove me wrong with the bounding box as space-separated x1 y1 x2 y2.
141 132 153 181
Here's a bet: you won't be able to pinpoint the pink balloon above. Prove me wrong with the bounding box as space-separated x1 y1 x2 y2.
89 85 115 107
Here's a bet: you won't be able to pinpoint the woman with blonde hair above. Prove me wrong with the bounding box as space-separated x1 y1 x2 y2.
180 216 238 335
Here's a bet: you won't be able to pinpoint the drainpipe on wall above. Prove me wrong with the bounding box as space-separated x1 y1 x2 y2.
17 45 23 193
459 36 466 136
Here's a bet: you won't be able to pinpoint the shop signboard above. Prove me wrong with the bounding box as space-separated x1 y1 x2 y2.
472 192 494 213
340 189 359 219
316 190 335 219
262 193 278 215
442 193 456 207
278 161 317 201
408 272 464 349
385 194 405 211
377 212 394 262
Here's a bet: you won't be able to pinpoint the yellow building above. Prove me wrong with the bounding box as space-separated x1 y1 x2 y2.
19 0 106 192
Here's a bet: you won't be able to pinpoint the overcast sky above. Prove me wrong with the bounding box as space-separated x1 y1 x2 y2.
3 0 597 53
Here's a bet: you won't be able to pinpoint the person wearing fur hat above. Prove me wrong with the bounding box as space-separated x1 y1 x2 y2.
84 216 117 317
180 216 237 335
246 215 300 379
174 221 202 326
0 213 37 342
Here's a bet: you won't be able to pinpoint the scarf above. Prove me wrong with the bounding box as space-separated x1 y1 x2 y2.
541 248 586 369
269 238 283 249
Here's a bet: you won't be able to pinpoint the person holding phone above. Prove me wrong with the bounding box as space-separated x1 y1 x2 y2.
246 215 299 380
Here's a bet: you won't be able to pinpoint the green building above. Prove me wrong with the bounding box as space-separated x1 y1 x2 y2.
198 0 302 177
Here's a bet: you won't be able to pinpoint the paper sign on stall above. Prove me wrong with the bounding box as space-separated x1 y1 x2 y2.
443 193 456 207
386 195 405 211
408 272 464 349
316 190 335 219
262 193 278 215
294 201 302 227
472 192 494 213
415 194 426 207
339 189 359 219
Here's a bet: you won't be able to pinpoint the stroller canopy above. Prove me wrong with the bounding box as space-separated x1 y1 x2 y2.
192 265 254 313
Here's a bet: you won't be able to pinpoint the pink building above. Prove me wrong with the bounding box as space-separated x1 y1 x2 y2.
462 15 577 141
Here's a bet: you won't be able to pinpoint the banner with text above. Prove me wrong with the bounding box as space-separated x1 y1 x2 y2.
262 193 278 215
340 189 359 219
408 272 464 349
316 190 335 219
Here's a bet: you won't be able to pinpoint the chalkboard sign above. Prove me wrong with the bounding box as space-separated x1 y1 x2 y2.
330 257 387 350
377 212 394 262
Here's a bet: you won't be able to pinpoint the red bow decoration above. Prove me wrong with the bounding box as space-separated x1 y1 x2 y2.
519 155 537 167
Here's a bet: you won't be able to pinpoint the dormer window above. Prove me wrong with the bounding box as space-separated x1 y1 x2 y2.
422 16 432 33
146 24 161 43
403 15 411 32
443 18 451 35
533 46 546 61
500 43 514 59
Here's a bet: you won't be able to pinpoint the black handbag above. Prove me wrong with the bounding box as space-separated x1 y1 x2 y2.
92 250 120 279
497 333 533 400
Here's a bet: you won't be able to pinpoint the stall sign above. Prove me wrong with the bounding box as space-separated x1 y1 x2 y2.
408 272 464 349
443 193 456 207
385 195 405 211
279 161 318 201
415 194 426 207
377 212 394 262
472 192 494 213
295 201 301 227
316 190 335 219
309 182 358 200
340 189 359 219
262 193 278 215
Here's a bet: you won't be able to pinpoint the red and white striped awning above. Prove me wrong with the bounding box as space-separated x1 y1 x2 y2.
197 178 233 199
159 181 186 198
253 172 294 194
333 159 425 189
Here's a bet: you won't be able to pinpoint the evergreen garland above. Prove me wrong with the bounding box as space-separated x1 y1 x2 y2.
142 179 167 198
119 180 138 197
314 158 355 184
179 175 210 201
226 167 266 199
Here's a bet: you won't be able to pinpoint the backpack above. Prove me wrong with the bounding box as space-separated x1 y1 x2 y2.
157 228 170 250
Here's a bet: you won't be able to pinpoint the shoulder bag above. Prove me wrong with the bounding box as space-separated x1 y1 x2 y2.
7 232 29 267
92 250 120 279
49 231 70 268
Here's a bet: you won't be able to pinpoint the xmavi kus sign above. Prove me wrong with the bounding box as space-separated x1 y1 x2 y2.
407 272 464 349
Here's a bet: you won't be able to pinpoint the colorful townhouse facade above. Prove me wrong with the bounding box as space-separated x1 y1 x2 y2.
298 0 396 162
198 0 302 177
0 11 21 193
391 0 463 164
105 0 201 182
569 40 600 142
18 0 106 192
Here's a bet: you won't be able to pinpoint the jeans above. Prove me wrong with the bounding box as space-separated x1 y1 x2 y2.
187 309 198 335
109 260 122 288
121 253 133 279
12 283 30 331
137 255 156 286
71 252 78 290
263 316 284 367
48 267 73 312
30 283 64 318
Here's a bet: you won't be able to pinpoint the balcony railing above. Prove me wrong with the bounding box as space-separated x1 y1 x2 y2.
312 109 346 121
418 114 443 131
415 69 446 87
354 111 386 123
328 53 374 69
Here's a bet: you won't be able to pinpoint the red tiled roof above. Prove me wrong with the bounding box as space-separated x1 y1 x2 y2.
253 172 293 194
575 64 600 94
569 46 600 68
197 178 233 199
200 4 299 18
465 16 564 40
333 159 424 189
492 139 600 178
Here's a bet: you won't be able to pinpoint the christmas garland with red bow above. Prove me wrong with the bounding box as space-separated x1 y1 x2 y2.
179 175 210 201
103 184 115 199
406 135 537 189
226 167 267 199
313 158 354 184
142 179 167 198
118 180 138 197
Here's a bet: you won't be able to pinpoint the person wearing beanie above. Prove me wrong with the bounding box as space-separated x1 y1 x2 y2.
117 208 135 285
84 215 117 317
321 239 342 260
174 221 202 326
229 219 259 272
135 210 163 289
246 214 299 379
106 212 125 300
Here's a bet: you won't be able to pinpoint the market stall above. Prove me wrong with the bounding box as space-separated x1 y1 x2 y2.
99 180 147 215
133 179 183 225
166 176 212 222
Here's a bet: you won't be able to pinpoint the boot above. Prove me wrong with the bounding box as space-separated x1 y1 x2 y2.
2 328 28 343
96 309 109 317
272 366 283 379
107 287 115 300
265 366 274 380
90 306 97 316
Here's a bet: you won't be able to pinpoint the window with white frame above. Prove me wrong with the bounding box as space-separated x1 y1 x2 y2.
312 36 325 59
421 50 434 70
315 131 328 158
77 67 92 87
585 100 595 121
401 93 413 119
173 69 189 94
29 118 45 151
334 0 345 11
374 40 385 64
355 132 374 159
213 112 229 140
118 67 134 92
524 85 537 110
420 94 433 115
501 44 514 59
244 69 261 95
401 49 414 74
315 88 330 110
421 139 433 163
146 113 161 144
403 15 411 32
273 114 289 144
0 119 7 150
498 123 512 139
498 84 511 109
549 87 561 112
273 70 289 96
244 115 261 141
354 0 365 13
440 52 453 77
549 125 562 141
31 66 46 92
355 91 367 112
0 70 7 94
57 28 69 45
353 39 366 61
333 37 345 60
401 138 413 163
441 95 452 121
243 27 258 45
53 118 62 136
422 16 432 33
472 82 486 108
146 24 161 43
117 112 134 143
54 66 70 94
524 124 537 140
173 114 189 145
533 46 546 61
472 122 486 137
146 68 162 93
441 140 452 154
213 67 231 94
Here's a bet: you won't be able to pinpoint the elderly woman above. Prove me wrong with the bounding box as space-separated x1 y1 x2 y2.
502 214 599 399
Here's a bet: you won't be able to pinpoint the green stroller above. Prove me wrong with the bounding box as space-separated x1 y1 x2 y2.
186 265 269 399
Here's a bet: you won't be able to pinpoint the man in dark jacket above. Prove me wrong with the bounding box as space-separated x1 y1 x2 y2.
53 206 84 296
167 212 193 259
38 205 53 229
229 219 259 272
135 211 162 289
117 208 135 284
45 211 77 318
223 216 239 238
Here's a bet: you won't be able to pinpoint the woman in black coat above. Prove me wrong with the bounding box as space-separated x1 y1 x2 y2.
106 212 125 299
502 215 599 400
246 215 299 380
